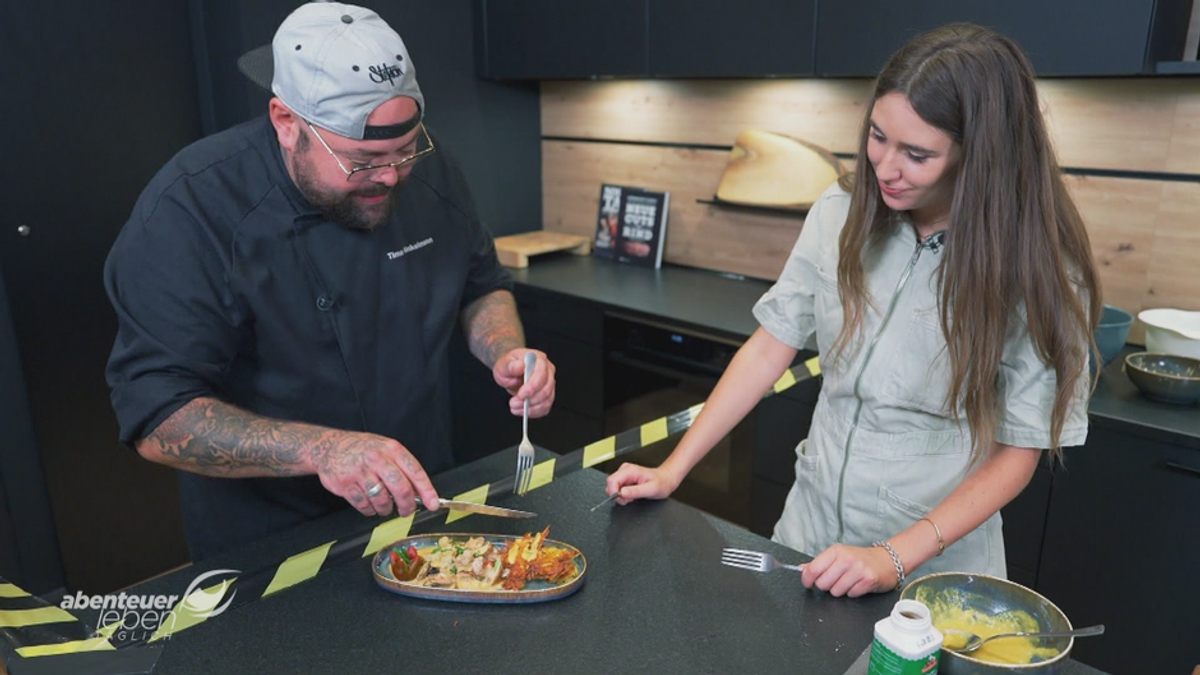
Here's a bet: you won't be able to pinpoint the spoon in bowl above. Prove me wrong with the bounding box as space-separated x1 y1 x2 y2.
943 624 1105 654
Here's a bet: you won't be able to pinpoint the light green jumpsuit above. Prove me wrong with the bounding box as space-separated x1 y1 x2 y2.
753 184 1089 579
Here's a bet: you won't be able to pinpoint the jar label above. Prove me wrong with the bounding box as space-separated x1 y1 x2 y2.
867 637 940 675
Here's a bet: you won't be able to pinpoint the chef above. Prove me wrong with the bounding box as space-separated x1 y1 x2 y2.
103 2 556 560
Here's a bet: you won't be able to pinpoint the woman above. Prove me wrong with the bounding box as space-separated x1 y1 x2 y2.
605 23 1101 597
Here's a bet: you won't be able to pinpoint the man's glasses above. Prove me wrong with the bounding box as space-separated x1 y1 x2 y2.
305 120 435 181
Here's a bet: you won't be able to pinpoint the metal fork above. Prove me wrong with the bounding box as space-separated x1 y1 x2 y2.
514 352 536 495
720 548 806 574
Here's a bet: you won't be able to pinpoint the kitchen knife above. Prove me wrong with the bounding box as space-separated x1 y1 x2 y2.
416 497 537 519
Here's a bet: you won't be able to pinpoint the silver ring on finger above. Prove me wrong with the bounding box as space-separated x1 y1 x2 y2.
364 482 383 498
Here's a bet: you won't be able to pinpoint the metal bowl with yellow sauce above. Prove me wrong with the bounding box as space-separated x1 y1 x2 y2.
901 572 1075 674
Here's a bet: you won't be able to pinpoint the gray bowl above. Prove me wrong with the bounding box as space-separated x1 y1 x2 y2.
901 572 1073 674
1093 304 1133 368
1124 352 1200 405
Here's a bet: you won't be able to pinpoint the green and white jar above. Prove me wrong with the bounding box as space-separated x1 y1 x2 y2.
868 599 943 675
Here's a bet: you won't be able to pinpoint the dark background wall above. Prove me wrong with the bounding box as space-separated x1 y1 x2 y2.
0 264 63 593
0 0 540 595
0 0 204 597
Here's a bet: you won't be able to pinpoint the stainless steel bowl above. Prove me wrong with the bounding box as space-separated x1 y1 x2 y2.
900 572 1074 674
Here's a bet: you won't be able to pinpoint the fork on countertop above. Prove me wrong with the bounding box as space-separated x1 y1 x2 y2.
720 548 806 574
513 352 537 495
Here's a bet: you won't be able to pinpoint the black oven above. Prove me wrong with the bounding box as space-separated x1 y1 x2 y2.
596 313 756 528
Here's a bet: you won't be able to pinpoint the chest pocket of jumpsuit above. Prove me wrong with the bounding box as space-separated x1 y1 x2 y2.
878 303 966 424
813 266 843 358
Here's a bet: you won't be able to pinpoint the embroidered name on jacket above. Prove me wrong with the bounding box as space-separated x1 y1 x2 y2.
387 237 433 260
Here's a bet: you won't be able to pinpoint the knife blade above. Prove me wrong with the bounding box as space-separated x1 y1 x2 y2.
416 497 537 519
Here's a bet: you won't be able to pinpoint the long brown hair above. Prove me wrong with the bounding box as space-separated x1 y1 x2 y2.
832 24 1101 462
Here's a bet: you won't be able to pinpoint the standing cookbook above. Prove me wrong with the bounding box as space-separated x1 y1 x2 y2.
592 184 670 269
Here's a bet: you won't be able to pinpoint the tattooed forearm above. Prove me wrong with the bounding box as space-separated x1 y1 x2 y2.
135 397 333 478
461 290 524 367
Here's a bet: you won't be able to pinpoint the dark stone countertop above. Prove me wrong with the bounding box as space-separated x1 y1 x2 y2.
57 450 880 674
512 255 1200 450
19 256 1133 675
1087 345 1199 449
56 448 1106 675
509 253 770 342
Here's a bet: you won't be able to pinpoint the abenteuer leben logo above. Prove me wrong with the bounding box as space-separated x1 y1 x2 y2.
60 568 240 643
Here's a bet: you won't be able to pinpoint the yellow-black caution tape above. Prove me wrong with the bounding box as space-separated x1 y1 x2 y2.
0 579 132 668
10 357 820 655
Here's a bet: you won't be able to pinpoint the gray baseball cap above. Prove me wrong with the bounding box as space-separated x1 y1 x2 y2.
237 2 424 140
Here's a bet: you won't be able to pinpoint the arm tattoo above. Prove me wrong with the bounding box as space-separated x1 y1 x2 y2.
138 397 331 477
461 290 525 367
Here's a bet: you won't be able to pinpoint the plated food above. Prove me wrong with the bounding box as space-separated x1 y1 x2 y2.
373 527 586 603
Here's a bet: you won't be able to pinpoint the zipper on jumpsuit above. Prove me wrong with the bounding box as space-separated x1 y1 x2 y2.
833 233 942 543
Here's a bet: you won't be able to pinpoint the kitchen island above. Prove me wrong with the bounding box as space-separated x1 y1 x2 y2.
42 447 1107 675
7 256 1173 674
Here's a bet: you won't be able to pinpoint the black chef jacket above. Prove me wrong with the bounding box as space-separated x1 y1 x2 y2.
104 116 513 561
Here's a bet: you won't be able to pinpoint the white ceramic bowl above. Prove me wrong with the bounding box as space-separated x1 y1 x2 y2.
1138 308 1200 360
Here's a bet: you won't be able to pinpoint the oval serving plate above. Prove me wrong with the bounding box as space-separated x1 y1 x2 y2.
372 533 587 604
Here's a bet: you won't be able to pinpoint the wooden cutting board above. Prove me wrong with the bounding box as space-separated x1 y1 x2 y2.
494 231 592 268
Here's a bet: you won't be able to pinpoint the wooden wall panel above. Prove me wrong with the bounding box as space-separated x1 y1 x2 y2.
1066 176 1162 344
1167 92 1200 174
543 141 806 279
1147 182 1200 312
542 79 1200 173
542 80 870 154
1036 81 1185 174
540 79 1200 341
543 143 1189 336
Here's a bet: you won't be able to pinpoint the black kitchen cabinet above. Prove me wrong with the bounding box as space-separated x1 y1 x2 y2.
516 286 605 452
477 0 1193 80
648 0 816 77
750 478 792 538
476 0 649 79
999 463 1052 591
527 330 604 426
449 285 606 462
477 0 817 80
1035 428 1199 675
814 0 1194 77
0 264 63 594
749 368 820 537
447 331 521 466
513 285 605 350
1 0 198 594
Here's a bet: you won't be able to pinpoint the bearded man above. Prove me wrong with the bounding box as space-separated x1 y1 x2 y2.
104 2 556 561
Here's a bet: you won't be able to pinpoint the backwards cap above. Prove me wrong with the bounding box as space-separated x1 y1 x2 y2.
238 1 424 140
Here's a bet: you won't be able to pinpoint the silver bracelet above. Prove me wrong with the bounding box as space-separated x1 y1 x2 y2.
873 540 905 591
